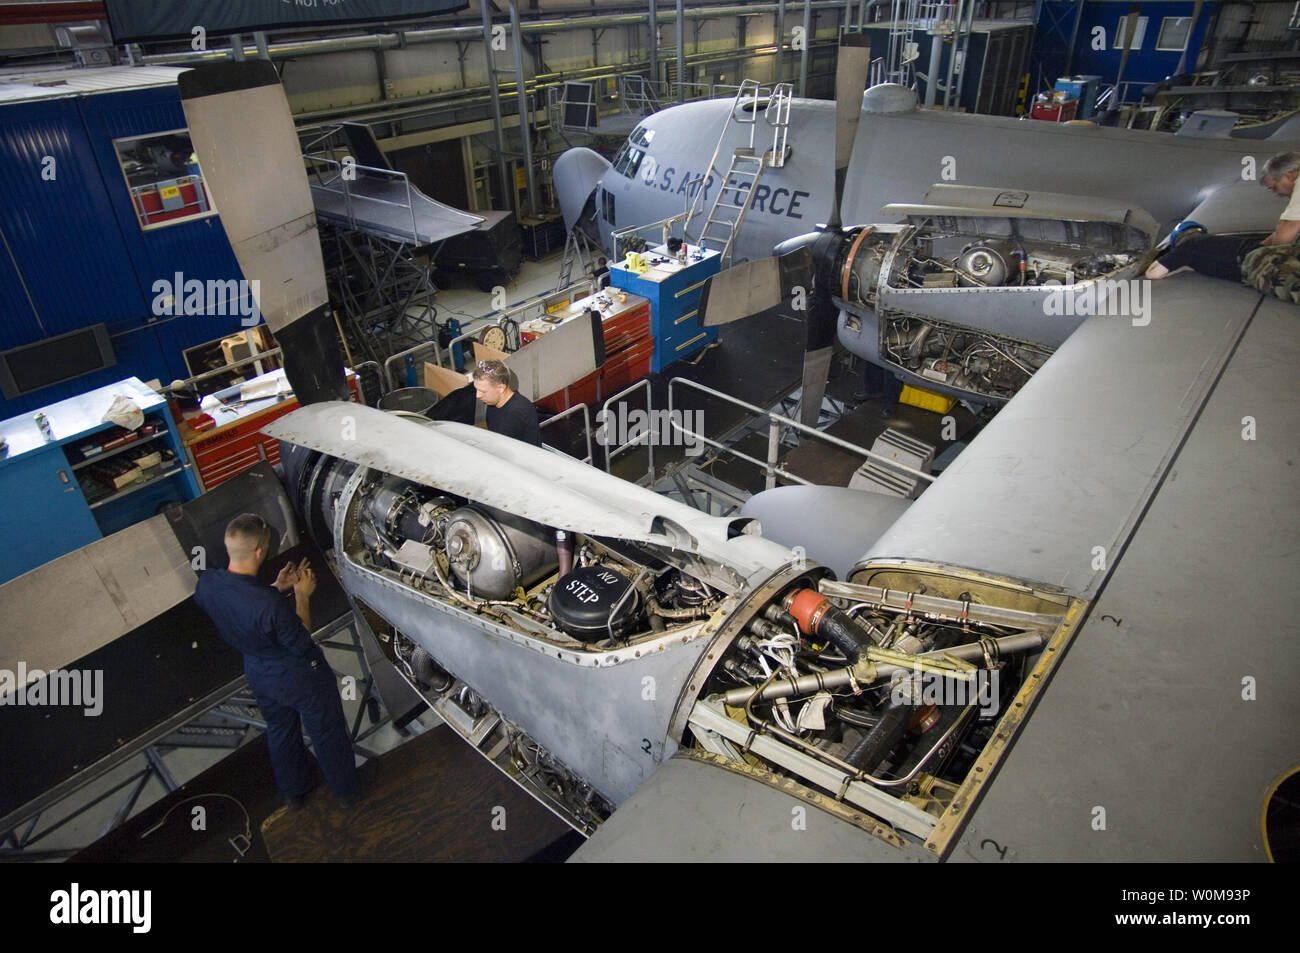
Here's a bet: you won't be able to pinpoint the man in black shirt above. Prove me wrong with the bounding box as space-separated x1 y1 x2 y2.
193 514 359 810
472 359 542 446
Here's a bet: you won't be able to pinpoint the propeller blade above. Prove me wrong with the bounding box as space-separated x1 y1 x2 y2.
697 245 812 326
1114 7 1142 93
179 61 347 404
830 34 871 228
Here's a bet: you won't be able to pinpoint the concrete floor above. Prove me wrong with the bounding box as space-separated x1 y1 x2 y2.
432 251 584 332
13 636 441 860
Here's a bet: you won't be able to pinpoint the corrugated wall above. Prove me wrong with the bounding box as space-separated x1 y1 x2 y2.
0 82 254 419
79 86 250 386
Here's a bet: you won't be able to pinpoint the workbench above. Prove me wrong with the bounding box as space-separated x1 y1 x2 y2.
177 368 360 492
0 377 199 584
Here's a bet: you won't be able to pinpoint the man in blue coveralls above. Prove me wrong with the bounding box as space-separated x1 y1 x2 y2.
194 514 359 811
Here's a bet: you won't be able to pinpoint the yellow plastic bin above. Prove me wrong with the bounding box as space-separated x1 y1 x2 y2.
899 384 957 414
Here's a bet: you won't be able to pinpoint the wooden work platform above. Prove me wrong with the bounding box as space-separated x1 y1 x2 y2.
261 724 581 862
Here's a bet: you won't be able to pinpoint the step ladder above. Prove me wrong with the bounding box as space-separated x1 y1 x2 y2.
694 148 765 264
683 81 793 266
556 227 600 291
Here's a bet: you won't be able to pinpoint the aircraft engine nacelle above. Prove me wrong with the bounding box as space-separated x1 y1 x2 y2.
833 186 1159 404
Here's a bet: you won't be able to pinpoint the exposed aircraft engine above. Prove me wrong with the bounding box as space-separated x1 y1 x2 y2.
880 315 1053 401
683 570 1067 850
269 405 1075 851
831 187 1157 404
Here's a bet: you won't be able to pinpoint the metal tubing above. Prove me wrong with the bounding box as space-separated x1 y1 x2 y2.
668 376 936 484
718 631 1045 706
382 340 443 391
481 1 514 215
649 0 659 84
162 348 284 392
943 0 962 109
765 419 781 489
539 401 594 464
1064 0 1085 77
677 0 687 103
925 31 942 106
777 0 786 82
957 0 974 110
601 379 655 481
510 2 539 218
800 0 812 96
142 4 850 66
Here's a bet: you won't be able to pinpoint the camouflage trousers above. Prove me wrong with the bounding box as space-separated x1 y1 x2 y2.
1241 243 1300 304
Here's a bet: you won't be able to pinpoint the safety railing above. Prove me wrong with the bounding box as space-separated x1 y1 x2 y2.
160 347 283 395
540 402 594 465
667 377 937 491
619 74 665 116
869 56 886 88
610 212 690 261
674 80 779 104
302 131 423 245
382 340 443 392
600 379 655 485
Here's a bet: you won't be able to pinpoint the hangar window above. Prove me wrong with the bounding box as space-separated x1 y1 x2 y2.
112 129 217 230
1112 16 1148 50
1155 17 1192 52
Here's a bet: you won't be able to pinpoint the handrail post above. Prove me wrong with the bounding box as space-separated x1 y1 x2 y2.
766 418 781 490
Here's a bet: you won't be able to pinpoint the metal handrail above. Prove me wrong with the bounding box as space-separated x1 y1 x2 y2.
682 79 765 241
383 340 443 391
667 377 938 489
600 379 655 484
161 348 283 392
611 212 690 261
540 402 594 465
302 152 421 244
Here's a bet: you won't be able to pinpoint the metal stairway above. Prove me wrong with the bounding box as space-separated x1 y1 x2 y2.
684 80 793 266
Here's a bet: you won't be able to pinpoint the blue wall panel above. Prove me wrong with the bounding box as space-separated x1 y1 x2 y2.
0 97 149 340
77 85 252 385
0 81 253 420
1032 2 1213 100
0 229 43 348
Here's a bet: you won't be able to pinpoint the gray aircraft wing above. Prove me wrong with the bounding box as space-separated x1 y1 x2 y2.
574 275 1298 861
948 289 1298 862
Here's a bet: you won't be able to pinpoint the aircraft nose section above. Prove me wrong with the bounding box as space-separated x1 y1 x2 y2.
554 147 612 233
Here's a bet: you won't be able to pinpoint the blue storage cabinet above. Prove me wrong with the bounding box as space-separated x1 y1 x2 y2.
0 376 199 584
610 244 720 372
